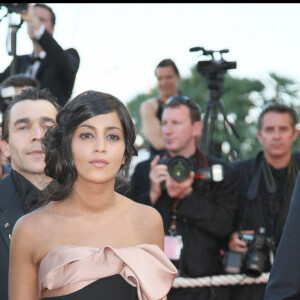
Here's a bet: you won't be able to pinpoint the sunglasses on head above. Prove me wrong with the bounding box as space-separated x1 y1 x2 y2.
165 95 192 106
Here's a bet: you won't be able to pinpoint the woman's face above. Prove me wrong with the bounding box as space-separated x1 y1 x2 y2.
71 112 126 185
155 66 180 101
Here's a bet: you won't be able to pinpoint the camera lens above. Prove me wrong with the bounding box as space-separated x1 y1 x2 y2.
168 156 192 181
244 248 265 278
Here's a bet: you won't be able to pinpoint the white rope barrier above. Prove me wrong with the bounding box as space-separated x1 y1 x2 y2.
172 273 269 288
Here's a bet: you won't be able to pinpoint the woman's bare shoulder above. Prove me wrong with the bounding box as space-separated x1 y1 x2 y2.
13 207 48 233
11 204 62 263
125 197 163 233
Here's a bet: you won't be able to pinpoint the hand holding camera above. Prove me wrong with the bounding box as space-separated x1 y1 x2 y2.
229 230 255 253
225 227 269 278
165 169 194 200
149 155 168 205
149 155 194 204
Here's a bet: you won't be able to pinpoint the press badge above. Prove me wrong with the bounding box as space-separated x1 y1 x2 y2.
164 235 183 260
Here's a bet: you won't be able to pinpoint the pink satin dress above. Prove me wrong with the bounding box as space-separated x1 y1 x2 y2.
38 244 177 300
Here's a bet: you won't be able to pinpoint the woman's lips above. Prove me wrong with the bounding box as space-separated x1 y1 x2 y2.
90 159 108 167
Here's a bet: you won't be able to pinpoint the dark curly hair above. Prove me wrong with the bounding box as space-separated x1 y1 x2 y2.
41 90 138 203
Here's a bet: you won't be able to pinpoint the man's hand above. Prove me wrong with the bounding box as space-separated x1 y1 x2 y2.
228 230 255 253
165 171 194 200
20 4 42 40
149 155 168 205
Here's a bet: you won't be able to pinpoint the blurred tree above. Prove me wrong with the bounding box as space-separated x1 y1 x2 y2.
127 67 299 162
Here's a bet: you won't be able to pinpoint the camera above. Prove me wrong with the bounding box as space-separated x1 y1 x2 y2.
0 86 16 114
241 227 267 278
0 3 28 13
197 59 236 76
190 47 236 77
159 156 193 182
159 155 224 183
224 227 268 278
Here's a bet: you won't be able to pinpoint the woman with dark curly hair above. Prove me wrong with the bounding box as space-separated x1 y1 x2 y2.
9 91 177 300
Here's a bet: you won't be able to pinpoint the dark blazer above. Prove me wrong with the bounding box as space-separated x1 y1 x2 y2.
0 30 80 107
0 174 23 300
264 172 300 300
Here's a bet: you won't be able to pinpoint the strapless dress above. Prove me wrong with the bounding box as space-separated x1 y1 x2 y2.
38 244 177 300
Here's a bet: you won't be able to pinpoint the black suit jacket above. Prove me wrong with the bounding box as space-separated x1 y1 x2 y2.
264 172 300 300
0 30 80 106
0 174 23 300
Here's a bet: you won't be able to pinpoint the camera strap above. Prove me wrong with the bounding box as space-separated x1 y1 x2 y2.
194 148 211 191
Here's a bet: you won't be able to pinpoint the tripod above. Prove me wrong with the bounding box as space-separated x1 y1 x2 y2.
190 46 239 161
200 74 239 161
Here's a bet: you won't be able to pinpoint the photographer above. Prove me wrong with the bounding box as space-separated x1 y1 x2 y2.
0 3 80 106
228 103 300 300
130 95 238 300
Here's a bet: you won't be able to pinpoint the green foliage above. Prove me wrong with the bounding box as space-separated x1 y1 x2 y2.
126 66 300 162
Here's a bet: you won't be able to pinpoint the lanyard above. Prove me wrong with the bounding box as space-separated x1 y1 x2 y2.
168 198 180 236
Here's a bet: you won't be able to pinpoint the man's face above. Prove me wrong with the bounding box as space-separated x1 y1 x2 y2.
162 104 202 157
0 100 57 177
257 111 298 160
34 6 54 35
155 66 180 100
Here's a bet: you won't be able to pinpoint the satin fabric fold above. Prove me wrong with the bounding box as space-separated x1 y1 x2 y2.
38 244 177 300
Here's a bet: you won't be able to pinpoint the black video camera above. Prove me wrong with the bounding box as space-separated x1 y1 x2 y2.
197 59 236 76
159 155 224 183
190 47 236 77
0 3 28 13
224 227 268 278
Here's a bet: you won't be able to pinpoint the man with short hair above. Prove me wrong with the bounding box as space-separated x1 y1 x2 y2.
228 103 300 300
0 87 60 300
0 3 80 106
0 74 41 178
131 95 238 300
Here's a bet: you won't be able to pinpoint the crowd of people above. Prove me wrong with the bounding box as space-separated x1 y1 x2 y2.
0 3 299 300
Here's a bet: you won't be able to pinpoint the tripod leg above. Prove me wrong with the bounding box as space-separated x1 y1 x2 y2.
199 98 218 155
199 100 211 151
217 98 238 161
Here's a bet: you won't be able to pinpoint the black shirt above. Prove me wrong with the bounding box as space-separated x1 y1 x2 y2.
11 169 42 213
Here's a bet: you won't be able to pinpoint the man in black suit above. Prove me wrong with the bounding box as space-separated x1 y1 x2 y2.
0 3 80 106
130 95 237 300
0 87 60 300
